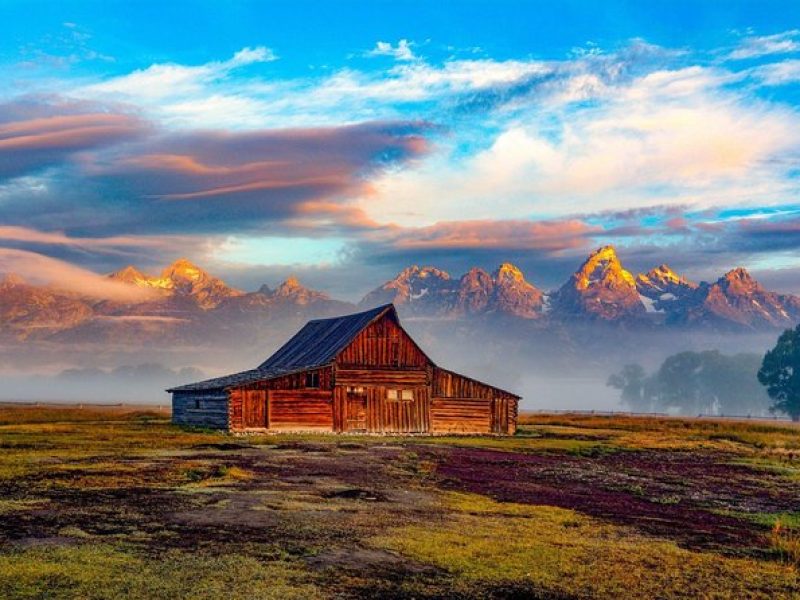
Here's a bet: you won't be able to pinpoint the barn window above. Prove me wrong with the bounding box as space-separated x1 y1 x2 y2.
193 398 201 409
387 389 414 401
305 372 320 388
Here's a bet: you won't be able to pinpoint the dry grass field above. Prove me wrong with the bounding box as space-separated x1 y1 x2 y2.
0 406 798 599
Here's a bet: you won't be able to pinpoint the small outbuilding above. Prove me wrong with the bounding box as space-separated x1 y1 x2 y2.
168 304 520 434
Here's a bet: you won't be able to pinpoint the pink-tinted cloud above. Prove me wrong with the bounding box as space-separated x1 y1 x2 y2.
0 101 147 178
94 122 432 205
0 225 169 250
0 248 156 301
385 218 600 251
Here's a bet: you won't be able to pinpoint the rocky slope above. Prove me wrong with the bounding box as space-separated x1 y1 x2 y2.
109 259 243 310
635 264 698 313
0 275 95 340
360 262 544 318
667 268 800 329
551 246 645 321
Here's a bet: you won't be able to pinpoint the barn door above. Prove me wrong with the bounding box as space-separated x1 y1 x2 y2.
491 398 509 434
345 387 367 431
243 390 267 428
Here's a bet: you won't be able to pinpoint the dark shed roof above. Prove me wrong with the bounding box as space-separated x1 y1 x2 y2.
167 304 395 392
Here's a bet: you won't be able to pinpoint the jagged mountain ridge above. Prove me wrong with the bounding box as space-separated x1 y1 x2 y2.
667 267 800 329
2 249 800 344
359 262 544 319
551 246 645 321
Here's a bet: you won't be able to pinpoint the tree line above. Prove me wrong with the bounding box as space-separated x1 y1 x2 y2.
608 325 800 421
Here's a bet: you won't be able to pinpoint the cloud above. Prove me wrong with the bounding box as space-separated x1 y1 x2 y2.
0 99 147 179
0 225 189 257
95 120 431 206
728 30 800 60
383 218 599 251
84 46 276 100
0 248 155 301
750 59 800 86
0 115 433 240
366 40 416 61
358 63 800 226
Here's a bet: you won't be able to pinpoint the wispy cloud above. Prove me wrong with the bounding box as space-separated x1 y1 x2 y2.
84 46 276 100
366 40 416 61
728 30 800 60
750 58 800 86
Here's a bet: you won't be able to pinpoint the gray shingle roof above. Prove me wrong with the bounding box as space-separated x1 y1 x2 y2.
167 304 395 392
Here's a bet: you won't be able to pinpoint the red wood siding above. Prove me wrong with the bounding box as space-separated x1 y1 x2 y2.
333 384 430 433
335 368 428 386
431 367 519 434
336 314 429 369
269 390 333 430
431 397 492 433
432 367 517 400
237 367 333 392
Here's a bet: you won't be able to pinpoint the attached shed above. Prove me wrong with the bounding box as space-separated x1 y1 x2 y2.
168 304 520 434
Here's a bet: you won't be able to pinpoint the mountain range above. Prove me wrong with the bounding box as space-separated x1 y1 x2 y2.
2 246 799 345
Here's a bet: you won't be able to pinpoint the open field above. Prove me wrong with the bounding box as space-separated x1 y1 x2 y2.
0 407 798 599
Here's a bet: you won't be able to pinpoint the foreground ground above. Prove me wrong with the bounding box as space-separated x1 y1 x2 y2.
0 407 798 599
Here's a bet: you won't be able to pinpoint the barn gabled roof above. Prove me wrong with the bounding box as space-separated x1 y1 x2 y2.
167 304 398 392
257 303 397 371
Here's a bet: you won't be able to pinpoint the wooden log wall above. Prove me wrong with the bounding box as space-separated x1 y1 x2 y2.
229 367 335 431
431 367 519 434
238 367 333 392
431 397 492 433
269 390 333 430
335 368 427 386
432 367 517 399
172 391 229 429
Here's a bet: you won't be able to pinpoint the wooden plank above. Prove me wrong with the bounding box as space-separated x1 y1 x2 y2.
335 369 427 386
268 390 333 430
336 314 429 369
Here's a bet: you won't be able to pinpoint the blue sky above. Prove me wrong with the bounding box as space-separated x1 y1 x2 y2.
2 1 800 299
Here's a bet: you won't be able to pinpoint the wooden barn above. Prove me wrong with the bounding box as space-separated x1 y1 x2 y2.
168 304 520 435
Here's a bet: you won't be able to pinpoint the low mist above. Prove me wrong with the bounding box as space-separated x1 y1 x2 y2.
0 319 782 417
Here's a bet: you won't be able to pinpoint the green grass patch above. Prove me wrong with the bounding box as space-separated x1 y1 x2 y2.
372 492 800 599
0 544 321 600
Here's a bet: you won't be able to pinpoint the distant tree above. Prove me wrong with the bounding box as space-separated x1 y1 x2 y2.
758 326 800 422
701 352 765 415
609 351 770 416
607 364 654 411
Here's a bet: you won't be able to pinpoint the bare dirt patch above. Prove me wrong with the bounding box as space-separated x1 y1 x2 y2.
418 445 800 554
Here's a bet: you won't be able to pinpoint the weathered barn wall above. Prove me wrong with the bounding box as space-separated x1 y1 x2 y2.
431 368 519 434
431 397 493 433
336 315 428 369
333 384 430 433
172 390 229 429
228 367 334 431
269 390 333 430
